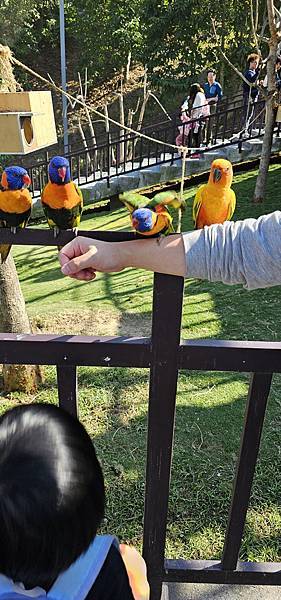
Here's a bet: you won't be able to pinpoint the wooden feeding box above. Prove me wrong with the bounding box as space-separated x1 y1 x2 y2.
0 91 57 154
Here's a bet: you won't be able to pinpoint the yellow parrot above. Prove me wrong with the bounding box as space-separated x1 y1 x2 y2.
193 158 236 229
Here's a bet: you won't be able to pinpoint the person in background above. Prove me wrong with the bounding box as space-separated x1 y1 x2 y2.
242 52 261 130
181 83 209 158
203 69 223 106
203 69 223 144
0 403 149 600
175 107 193 150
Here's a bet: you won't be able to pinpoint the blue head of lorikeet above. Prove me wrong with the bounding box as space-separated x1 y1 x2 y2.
131 208 157 233
48 156 71 185
1 166 31 191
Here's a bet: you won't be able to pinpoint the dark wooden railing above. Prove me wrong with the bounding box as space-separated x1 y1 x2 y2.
22 96 278 200
0 228 280 599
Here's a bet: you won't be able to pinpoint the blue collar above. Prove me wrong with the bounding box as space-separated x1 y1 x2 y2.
0 535 118 600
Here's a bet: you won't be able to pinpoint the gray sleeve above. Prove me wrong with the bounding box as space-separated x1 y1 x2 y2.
182 211 281 290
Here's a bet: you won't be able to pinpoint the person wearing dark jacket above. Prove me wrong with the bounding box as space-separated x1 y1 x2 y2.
243 52 261 129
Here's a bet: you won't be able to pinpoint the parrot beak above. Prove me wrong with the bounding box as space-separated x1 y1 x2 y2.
213 168 222 183
58 167 67 182
23 173 31 187
1 172 8 189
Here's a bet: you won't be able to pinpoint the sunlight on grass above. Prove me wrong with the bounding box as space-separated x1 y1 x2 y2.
4 163 280 560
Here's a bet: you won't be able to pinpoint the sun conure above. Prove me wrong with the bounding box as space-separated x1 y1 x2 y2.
0 166 32 263
193 158 236 229
41 156 83 247
119 190 185 236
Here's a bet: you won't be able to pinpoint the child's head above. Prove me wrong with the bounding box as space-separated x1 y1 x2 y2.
0 404 105 589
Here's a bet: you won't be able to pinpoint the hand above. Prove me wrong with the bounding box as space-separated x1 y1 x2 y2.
59 236 124 281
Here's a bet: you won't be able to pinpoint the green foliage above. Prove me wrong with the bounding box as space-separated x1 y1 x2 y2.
1 0 270 92
66 0 144 80
0 0 58 58
141 0 268 89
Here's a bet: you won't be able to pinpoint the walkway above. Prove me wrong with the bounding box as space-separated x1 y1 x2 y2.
30 133 281 219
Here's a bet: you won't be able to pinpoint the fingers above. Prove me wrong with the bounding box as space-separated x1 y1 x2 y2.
68 268 97 281
59 236 93 266
60 249 96 276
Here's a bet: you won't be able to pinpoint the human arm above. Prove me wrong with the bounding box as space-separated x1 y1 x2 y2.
120 545 150 600
59 234 186 280
59 211 281 290
182 211 281 289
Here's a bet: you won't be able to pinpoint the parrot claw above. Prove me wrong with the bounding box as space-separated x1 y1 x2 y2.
72 227 79 237
53 226 60 238
11 226 17 235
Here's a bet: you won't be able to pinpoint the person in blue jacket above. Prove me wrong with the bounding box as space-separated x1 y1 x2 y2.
203 69 223 144
203 69 223 106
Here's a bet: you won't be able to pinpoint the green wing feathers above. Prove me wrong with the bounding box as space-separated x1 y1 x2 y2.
119 192 150 212
148 190 185 210
192 185 204 226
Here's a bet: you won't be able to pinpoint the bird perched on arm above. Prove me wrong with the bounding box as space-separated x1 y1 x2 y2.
0 166 32 263
41 156 83 247
119 190 185 237
193 158 236 229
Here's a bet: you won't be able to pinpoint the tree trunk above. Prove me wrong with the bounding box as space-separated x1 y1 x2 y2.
252 99 276 202
0 254 42 393
252 0 278 203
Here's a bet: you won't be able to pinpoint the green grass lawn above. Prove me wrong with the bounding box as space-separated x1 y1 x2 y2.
1 163 281 560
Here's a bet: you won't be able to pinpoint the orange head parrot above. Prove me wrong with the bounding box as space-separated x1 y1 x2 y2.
193 158 236 230
0 166 32 263
41 156 83 247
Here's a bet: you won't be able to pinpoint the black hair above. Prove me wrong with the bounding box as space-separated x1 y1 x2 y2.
188 83 204 109
207 69 216 76
0 403 105 590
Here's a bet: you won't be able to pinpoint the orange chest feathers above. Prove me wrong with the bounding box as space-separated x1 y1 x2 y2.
42 182 81 210
0 189 32 214
197 188 230 227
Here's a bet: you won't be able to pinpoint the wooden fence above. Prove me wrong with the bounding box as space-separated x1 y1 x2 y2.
0 229 280 599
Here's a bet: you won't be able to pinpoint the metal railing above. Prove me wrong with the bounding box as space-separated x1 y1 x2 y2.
0 228 280 599
23 95 276 200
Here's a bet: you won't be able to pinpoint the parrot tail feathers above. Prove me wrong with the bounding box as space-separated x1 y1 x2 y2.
0 244 12 263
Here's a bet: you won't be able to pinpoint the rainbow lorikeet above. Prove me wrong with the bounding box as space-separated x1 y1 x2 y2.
119 190 185 236
193 158 236 229
0 166 32 263
41 156 83 245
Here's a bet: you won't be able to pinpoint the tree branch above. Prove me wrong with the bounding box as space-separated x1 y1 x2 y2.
211 19 257 87
250 0 261 54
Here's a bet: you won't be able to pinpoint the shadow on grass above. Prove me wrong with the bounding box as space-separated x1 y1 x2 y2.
68 365 281 562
